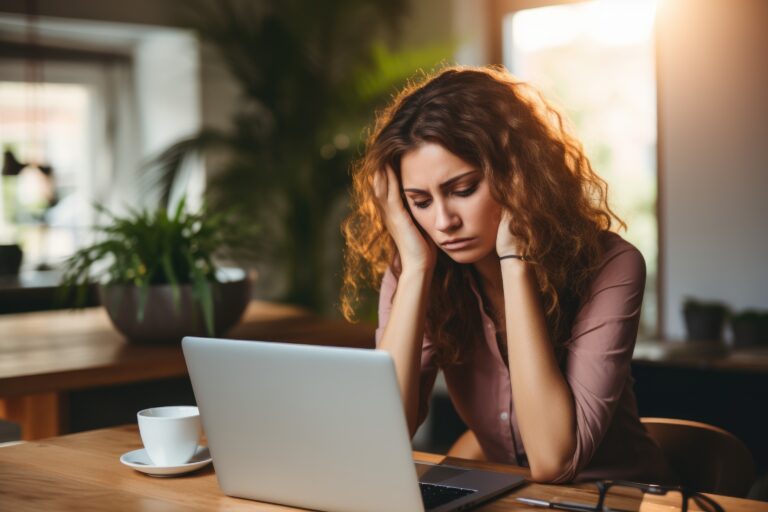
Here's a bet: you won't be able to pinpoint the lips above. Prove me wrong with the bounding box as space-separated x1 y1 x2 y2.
441 237 476 250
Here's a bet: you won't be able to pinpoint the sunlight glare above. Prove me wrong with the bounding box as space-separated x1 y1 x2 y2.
511 0 659 52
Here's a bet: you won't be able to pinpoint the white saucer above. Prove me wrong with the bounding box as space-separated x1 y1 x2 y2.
120 445 212 477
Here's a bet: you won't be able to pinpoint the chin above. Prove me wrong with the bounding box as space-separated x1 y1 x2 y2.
442 247 493 265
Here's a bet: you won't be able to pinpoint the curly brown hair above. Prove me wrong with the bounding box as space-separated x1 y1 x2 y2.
341 65 624 366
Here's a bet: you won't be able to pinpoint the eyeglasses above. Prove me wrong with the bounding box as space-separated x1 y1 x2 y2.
595 480 724 512
516 480 724 512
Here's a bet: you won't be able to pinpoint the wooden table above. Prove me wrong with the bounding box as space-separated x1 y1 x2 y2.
0 425 763 511
0 269 99 314
633 340 768 373
0 302 375 440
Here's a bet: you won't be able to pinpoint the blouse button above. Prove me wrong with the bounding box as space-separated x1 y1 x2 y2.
500 411 509 421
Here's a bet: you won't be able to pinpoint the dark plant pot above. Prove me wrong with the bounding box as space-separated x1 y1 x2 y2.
731 314 768 347
0 244 23 275
683 307 727 342
99 269 251 344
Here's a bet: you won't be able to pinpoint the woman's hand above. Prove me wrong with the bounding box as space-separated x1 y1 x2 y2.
496 209 523 257
373 166 437 272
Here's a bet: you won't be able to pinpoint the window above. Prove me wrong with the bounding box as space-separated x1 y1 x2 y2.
502 0 659 337
1 81 91 269
0 14 202 273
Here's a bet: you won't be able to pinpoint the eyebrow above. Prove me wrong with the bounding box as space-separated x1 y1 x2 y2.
402 170 480 194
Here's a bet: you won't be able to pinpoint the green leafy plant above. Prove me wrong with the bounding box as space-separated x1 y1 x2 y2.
731 309 768 346
682 297 729 342
150 0 450 314
59 198 252 335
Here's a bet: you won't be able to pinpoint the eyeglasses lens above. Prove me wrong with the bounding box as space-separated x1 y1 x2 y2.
600 484 645 512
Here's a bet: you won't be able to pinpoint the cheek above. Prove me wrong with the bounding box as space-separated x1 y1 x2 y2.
489 211 502 238
490 203 503 229
486 210 502 242
410 210 433 235
472 194 502 231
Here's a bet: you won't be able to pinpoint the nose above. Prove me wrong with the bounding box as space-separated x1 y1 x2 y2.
434 200 461 232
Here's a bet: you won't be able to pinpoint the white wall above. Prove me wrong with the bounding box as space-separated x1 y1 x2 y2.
657 0 768 339
133 31 204 210
134 32 200 158
451 0 492 65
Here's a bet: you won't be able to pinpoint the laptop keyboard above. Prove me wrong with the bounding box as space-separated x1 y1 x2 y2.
419 482 476 510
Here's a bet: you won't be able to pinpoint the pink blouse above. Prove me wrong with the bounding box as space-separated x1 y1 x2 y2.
375 232 677 484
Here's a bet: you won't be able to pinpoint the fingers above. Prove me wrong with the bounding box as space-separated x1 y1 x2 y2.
373 166 421 247
371 167 436 270
372 168 387 204
387 166 411 217
373 166 396 198
373 166 406 211
385 165 400 207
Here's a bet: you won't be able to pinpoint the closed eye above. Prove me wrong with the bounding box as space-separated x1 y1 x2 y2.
454 183 479 197
409 183 478 209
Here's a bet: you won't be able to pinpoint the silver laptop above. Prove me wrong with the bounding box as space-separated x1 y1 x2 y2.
182 337 525 512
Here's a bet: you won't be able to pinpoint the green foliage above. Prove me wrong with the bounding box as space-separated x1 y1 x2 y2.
59 198 253 334
151 0 451 313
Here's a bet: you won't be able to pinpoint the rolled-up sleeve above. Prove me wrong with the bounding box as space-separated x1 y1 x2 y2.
553 243 646 482
375 267 439 429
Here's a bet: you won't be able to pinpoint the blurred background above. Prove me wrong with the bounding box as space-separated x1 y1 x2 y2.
1 0 766 339
1 0 767 487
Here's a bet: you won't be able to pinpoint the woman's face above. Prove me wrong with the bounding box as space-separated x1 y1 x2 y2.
400 143 502 264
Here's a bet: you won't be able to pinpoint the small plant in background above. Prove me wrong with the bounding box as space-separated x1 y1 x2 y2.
730 309 768 347
682 298 729 342
59 198 254 335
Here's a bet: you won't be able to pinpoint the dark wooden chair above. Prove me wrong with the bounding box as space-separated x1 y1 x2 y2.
641 417 756 497
448 418 757 497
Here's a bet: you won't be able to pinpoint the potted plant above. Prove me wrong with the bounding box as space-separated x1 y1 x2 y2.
59 198 254 344
682 298 729 342
0 243 22 275
730 309 768 347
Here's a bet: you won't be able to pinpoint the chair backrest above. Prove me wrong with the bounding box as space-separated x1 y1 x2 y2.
641 417 756 497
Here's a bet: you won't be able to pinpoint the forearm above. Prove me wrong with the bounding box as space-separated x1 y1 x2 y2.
377 266 433 437
502 260 576 481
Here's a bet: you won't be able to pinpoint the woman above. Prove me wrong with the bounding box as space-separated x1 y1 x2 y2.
341 66 675 484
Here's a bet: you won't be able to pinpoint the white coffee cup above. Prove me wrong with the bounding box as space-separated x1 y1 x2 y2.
137 406 201 466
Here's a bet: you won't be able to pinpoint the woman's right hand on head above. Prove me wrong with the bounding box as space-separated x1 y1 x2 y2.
373 166 437 272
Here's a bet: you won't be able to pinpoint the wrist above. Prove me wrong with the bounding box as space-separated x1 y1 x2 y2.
400 262 434 279
500 255 532 277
